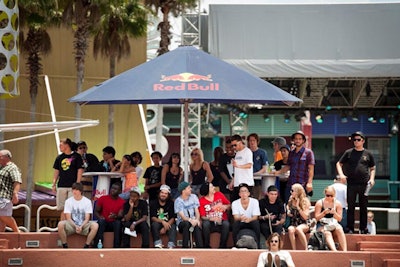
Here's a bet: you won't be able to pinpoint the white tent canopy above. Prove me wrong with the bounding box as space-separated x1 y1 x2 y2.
208 1 400 78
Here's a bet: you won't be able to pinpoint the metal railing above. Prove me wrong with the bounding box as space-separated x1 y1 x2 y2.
5 204 31 232
36 204 58 232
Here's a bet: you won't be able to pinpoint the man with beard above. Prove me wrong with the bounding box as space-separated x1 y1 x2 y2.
149 184 177 248
275 131 315 202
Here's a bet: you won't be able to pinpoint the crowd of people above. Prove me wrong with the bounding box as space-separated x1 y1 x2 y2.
0 130 377 266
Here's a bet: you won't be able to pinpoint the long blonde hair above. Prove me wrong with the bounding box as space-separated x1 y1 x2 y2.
288 183 310 211
190 147 204 165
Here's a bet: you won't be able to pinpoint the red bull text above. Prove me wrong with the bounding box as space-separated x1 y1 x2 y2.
154 72 219 91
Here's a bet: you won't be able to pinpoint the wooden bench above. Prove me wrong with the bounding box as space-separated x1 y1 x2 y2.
384 259 400 267
356 241 400 251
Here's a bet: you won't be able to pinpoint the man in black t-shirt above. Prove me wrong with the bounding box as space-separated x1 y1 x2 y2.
259 185 286 238
143 151 163 201
336 131 376 234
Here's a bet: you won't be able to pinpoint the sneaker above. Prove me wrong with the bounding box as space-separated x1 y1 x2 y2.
274 255 281 267
155 244 163 249
83 244 90 249
62 243 68 249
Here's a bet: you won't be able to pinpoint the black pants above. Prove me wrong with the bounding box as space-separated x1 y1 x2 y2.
232 220 260 249
260 221 283 239
121 221 150 248
347 184 368 232
94 218 122 248
178 221 203 248
202 220 230 248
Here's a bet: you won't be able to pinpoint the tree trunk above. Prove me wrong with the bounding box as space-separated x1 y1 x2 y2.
108 55 116 146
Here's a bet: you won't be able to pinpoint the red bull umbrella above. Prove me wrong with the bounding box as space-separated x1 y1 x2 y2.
69 46 301 105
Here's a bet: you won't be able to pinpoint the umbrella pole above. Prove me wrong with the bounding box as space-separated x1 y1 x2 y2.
184 100 189 182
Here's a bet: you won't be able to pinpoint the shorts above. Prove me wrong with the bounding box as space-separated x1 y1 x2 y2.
56 187 73 211
0 198 12 216
64 220 92 236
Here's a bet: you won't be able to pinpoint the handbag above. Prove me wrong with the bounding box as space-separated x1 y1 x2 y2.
320 217 338 231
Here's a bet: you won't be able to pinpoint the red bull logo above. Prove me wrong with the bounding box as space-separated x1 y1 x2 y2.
154 72 219 91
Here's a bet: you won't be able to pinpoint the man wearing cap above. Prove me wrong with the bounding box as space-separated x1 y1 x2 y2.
76 140 100 199
199 182 231 248
52 138 84 220
275 131 315 202
93 182 125 248
149 184 177 248
0 149 22 232
271 137 287 163
336 131 376 234
174 181 203 248
121 186 150 248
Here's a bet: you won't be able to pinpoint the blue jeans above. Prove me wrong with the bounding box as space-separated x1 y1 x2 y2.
151 221 177 248
202 220 230 248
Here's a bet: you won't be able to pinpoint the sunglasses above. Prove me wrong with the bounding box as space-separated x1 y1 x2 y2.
290 189 294 193
78 147 87 150
353 138 362 142
232 144 238 147
325 194 333 197
270 240 279 243
191 153 198 156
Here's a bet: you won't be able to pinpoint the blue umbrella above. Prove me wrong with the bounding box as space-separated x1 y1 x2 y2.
69 46 302 180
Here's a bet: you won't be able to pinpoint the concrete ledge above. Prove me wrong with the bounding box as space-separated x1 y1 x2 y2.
357 241 400 251
0 249 399 267
384 259 400 267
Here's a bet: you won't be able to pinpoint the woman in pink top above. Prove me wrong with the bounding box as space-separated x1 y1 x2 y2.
113 154 137 199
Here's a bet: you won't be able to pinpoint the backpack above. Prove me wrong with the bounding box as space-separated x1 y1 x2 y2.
307 231 328 250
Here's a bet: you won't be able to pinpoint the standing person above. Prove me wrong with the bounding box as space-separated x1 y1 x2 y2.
189 147 213 196
271 136 287 163
99 146 120 186
52 138 84 221
314 186 347 251
231 183 261 249
161 152 183 200
219 138 235 199
336 131 376 234
274 144 290 200
121 186 149 248
57 183 99 248
286 183 311 250
174 181 203 248
76 141 99 199
143 151 163 202
93 182 125 248
367 211 376 235
257 232 296 267
0 150 22 232
210 146 224 192
199 182 231 248
275 131 315 202
113 155 137 200
331 176 347 231
149 184 177 248
247 133 269 200
130 151 143 179
229 135 254 201
259 185 286 238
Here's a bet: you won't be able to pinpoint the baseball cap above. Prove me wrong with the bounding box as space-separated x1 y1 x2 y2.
160 184 171 193
351 131 365 140
280 144 291 151
271 137 286 146
130 186 141 196
178 181 190 193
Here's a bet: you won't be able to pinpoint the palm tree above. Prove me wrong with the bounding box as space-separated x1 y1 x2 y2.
19 0 60 229
145 0 197 55
59 0 101 141
93 0 147 146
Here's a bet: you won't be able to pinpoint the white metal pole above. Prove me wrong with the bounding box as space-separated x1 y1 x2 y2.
44 75 61 154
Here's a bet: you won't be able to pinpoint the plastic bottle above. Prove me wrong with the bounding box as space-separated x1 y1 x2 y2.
364 181 372 196
97 239 103 249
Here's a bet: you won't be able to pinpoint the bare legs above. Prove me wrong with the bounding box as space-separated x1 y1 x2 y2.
288 224 309 250
0 216 20 233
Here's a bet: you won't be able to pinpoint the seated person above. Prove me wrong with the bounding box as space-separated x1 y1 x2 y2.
174 181 203 248
232 183 261 249
314 186 347 251
367 211 376 235
93 183 125 248
113 155 137 200
149 185 177 248
286 183 311 250
121 186 149 248
259 185 286 239
57 183 99 248
257 232 295 267
199 182 231 248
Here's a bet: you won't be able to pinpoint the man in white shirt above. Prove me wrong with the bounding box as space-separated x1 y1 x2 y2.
229 134 253 201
